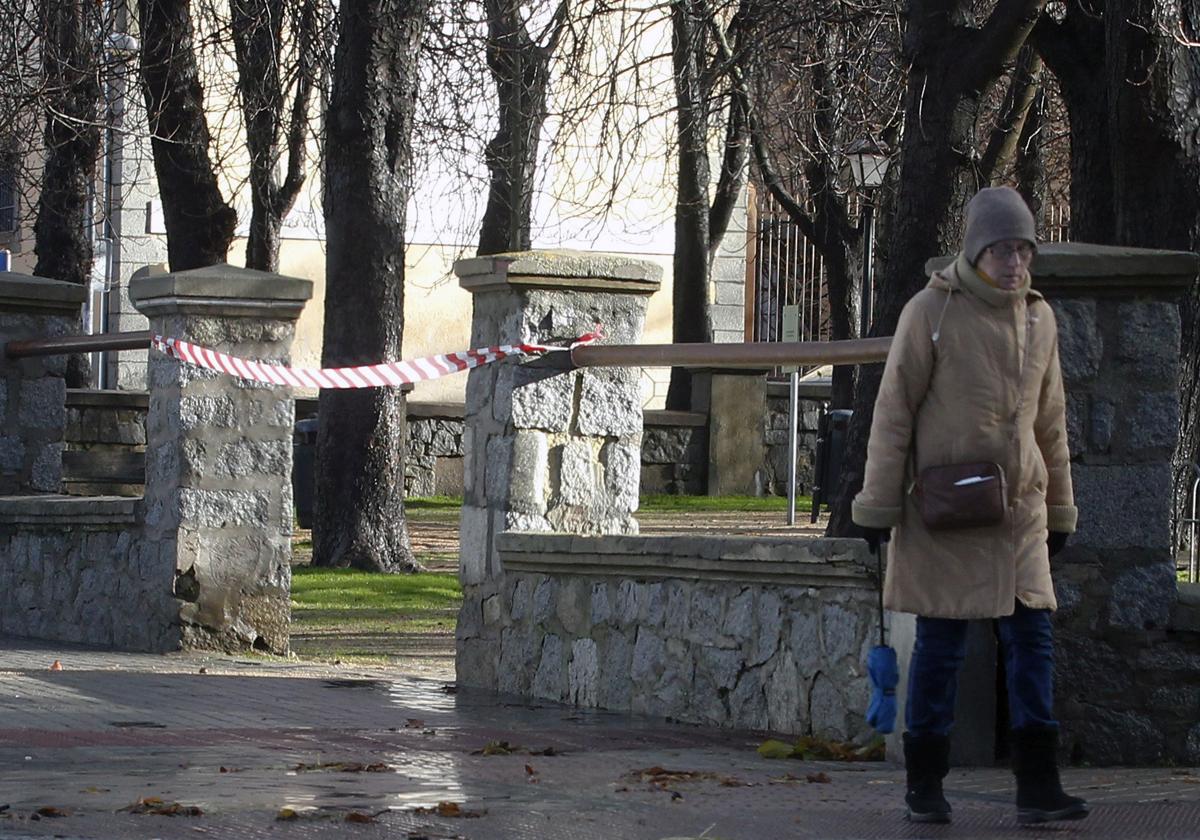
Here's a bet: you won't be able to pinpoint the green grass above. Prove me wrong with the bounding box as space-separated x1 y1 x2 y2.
638 493 812 514
404 496 466 517
290 567 462 640
397 494 812 516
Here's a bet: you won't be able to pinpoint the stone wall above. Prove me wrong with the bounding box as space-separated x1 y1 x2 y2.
762 380 827 497
455 532 879 739
0 264 311 654
1039 252 1200 766
405 403 466 498
0 497 175 650
640 410 707 495
0 276 81 495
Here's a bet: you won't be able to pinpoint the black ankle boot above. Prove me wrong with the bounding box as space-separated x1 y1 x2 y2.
1011 726 1089 824
903 732 952 823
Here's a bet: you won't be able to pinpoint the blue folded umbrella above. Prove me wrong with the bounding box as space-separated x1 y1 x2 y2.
866 644 899 734
864 536 897 734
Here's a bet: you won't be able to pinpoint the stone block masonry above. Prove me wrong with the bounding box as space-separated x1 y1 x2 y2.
453 250 886 741
458 533 881 739
0 264 312 654
0 273 84 494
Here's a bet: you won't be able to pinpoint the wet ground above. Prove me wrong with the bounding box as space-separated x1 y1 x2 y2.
2 636 1198 840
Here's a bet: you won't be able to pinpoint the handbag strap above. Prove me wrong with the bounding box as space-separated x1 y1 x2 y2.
912 297 1035 476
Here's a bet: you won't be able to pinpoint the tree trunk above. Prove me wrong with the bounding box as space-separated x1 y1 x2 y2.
977 47 1043 187
666 0 713 411
232 0 322 271
1014 87 1045 218
826 0 1046 536
1030 6 1113 241
139 0 238 271
315 0 427 573
33 0 101 387
476 0 564 256
1105 0 1200 550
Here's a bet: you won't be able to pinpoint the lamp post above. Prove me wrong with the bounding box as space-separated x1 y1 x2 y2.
842 139 890 338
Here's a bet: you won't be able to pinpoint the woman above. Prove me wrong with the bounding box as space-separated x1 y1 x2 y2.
852 186 1088 825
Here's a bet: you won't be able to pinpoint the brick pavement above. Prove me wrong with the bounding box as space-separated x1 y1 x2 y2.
1 636 1199 840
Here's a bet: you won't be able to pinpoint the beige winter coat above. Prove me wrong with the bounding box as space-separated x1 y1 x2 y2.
852 253 1077 619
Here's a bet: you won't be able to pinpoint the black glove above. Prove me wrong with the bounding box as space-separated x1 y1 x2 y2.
1047 530 1069 557
862 527 891 554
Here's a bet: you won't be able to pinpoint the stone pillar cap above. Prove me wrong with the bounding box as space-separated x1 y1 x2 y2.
926 242 1199 295
0 271 86 313
130 262 313 318
455 249 663 295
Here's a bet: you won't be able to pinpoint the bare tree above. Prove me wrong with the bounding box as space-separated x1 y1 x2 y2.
314 0 429 572
138 0 238 270
30 0 102 386
827 0 1047 536
231 0 329 270
476 0 568 255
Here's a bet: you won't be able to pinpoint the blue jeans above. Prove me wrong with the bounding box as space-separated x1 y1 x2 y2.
906 601 1057 736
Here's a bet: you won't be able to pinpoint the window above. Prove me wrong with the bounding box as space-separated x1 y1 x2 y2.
0 170 16 234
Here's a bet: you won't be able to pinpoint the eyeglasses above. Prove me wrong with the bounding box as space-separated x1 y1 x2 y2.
984 242 1035 261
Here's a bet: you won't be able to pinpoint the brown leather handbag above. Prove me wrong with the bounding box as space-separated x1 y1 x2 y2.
914 461 1007 531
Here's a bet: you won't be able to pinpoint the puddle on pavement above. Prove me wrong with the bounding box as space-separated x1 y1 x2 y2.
385 680 458 713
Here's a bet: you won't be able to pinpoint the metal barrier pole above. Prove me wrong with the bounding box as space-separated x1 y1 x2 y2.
787 370 799 526
4 330 151 359
570 337 892 369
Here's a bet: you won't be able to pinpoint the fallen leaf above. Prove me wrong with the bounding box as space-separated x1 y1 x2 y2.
719 777 748 787
35 807 67 818
524 764 537 776
276 808 298 821
49 660 63 672
292 761 391 773
345 812 376 824
474 740 519 756
119 797 203 816
628 767 719 786
806 772 832 784
757 739 797 760
758 735 884 762
411 801 485 819
405 718 425 729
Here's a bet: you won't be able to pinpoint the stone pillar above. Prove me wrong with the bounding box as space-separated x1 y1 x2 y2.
709 184 750 344
1034 244 1197 765
453 250 661 685
131 263 312 654
0 272 85 494
704 370 769 495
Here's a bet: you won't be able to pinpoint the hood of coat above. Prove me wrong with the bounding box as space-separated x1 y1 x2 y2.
928 252 1041 308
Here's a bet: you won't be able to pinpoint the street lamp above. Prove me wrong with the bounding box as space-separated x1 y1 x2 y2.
842 139 890 338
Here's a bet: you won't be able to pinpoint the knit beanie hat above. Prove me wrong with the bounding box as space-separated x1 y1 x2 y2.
963 186 1037 265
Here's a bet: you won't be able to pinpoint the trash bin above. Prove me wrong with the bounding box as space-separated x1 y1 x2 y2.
812 408 852 518
293 417 318 529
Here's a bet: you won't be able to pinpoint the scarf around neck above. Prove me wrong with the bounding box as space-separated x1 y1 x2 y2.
953 252 1031 307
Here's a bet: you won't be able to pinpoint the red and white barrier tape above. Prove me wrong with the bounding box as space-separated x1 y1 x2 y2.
150 328 603 389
